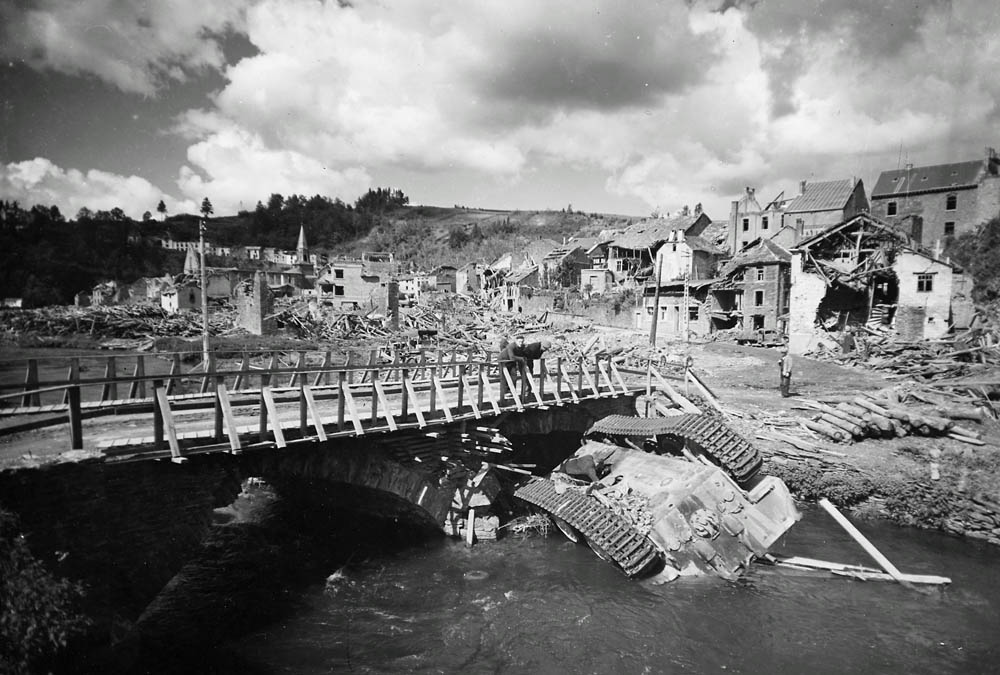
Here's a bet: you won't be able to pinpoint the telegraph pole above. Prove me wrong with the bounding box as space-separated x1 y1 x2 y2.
199 218 210 370
649 256 663 346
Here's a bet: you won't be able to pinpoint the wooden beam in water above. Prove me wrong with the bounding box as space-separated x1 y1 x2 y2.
818 498 907 585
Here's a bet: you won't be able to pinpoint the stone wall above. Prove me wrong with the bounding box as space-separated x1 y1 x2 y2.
893 250 953 340
518 290 637 329
788 253 830 354
873 187 980 247
235 271 274 335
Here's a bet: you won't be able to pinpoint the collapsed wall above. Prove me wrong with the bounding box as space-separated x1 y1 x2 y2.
235 271 274 335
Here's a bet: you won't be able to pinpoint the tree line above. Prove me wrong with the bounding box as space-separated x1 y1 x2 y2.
0 188 409 307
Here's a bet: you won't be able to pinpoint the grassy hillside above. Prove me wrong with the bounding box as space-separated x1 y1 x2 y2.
341 206 639 268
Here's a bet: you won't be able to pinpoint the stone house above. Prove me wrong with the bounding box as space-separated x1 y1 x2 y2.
539 245 591 288
455 262 483 296
161 282 201 313
869 147 1000 249
711 238 791 334
782 178 869 241
433 265 457 292
728 188 791 254
607 207 712 285
652 230 723 283
580 268 614 295
315 258 388 309
500 266 539 312
635 279 715 339
786 214 970 353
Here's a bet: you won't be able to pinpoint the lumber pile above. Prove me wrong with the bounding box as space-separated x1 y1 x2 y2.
796 386 990 445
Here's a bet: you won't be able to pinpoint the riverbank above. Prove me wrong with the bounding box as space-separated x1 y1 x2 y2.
684 340 1000 545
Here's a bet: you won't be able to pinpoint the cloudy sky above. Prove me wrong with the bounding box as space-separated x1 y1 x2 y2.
2 0 999 221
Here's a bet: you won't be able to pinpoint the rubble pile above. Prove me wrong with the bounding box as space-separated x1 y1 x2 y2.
809 321 1000 382
0 305 231 341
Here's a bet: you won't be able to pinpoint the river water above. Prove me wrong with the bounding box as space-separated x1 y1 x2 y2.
192 503 1000 675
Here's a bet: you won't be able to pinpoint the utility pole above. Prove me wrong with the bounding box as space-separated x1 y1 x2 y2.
649 255 663 346
199 218 210 370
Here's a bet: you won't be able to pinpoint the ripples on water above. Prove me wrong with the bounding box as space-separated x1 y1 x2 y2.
217 506 1000 675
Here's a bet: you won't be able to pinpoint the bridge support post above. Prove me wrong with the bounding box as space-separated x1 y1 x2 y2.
214 374 224 441
457 364 466 411
337 370 346 432
101 356 117 402
128 355 146 400
259 369 270 443
401 368 409 421
300 381 308 436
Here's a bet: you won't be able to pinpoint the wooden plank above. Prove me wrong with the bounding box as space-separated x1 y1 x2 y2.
337 370 346 432
234 353 250 390
341 383 365 435
68 382 83 450
685 367 725 414
288 350 306 388
465 373 482 418
302 385 328 440
650 368 701 413
154 386 185 462
580 363 600 398
216 382 242 452
313 350 332 387
200 352 215 394
772 556 950 585
597 361 618 396
101 356 117 402
501 364 524 411
480 370 501 415
433 374 454 422
559 364 581 403
609 360 630 394
22 359 40 407
167 353 181 395
372 380 397 431
525 366 545 406
818 498 907 584
403 376 427 428
260 386 287 448
128 355 146 399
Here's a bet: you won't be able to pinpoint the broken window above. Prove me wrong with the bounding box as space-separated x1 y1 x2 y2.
754 290 764 306
887 201 897 216
742 218 749 232
752 315 765 329
334 269 344 279
335 285 345 296
916 273 934 293
756 267 765 282
946 194 957 211
689 306 699 321
944 221 955 236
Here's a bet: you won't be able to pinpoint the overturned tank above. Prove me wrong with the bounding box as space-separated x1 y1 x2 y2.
514 414 800 581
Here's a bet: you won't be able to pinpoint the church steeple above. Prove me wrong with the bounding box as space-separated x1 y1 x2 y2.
183 247 199 275
296 224 308 264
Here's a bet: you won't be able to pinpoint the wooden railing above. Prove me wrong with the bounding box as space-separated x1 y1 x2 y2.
0 349 643 463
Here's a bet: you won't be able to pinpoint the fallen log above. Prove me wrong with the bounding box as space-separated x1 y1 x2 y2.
818 413 863 437
802 419 847 441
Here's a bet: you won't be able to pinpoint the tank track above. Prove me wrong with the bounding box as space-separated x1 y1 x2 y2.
585 414 762 486
514 478 660 577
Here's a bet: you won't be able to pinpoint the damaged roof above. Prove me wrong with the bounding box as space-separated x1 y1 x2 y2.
784 179 860 214
610 212 710 250
871 160 985 198
719 238 791 277
792 213 904 250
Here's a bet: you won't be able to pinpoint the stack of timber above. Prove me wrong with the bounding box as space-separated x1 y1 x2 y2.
798 389 988 446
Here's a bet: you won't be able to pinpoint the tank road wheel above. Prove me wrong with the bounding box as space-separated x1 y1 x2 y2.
553 516 580 543
514 479 661 577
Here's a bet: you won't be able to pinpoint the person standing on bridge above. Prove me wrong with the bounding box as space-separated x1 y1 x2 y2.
498 336 525 399
512 339 550 397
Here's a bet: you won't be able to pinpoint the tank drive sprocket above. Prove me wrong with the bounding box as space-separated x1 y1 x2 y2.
585 414 762 486
514 478 660 577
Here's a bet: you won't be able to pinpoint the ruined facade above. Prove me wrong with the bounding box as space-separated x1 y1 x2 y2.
635 280 714 339
787 214 970 353
728 187 791 254
607 208 712 285
235 271 275 335
870 148 1000 248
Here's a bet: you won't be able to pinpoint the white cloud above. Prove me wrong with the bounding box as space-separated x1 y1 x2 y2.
0 157 195 218
175 116 372 213
0 0 254 95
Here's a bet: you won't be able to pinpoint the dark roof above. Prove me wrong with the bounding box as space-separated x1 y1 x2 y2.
610 212 710 250
784 179 859 214
719 239 791 277
871 160 984 198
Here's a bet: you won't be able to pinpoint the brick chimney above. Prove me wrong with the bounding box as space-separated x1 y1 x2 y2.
694 203 702 216
799 180 807 195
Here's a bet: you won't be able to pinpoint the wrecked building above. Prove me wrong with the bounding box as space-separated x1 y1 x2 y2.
235 271 275 335
712 238 791 334
729 187 791 253
607 206 712 285
315 252 397 310
787 214 973 353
